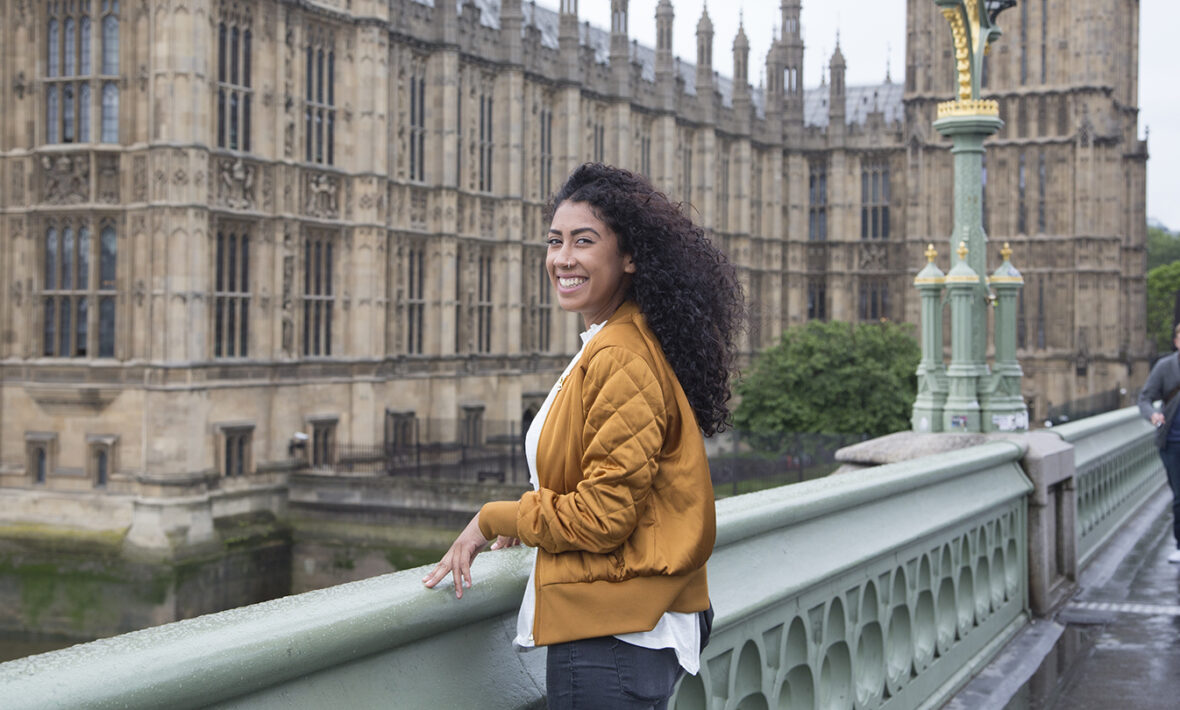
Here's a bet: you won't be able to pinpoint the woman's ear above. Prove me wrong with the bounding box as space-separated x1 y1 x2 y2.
623 253 637 274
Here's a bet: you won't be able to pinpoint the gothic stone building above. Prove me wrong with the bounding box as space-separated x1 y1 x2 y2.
0 0 1148 555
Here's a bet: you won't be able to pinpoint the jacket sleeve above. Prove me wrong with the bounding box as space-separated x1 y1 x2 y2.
1138 359 1167 420
481 346 667 554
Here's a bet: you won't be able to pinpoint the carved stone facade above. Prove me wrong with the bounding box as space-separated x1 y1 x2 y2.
0 1 1148 553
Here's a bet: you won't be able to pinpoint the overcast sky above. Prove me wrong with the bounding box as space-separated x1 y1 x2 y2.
535 0 1177 232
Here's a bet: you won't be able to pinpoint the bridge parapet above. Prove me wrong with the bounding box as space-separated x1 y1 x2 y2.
1048 407 1159 565
690 441 1030 709
1 440 1036 710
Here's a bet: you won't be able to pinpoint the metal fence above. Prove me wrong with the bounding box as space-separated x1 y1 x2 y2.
1044 387 1123 427
708 430 868 496
321 418 526 483
316 419 864 494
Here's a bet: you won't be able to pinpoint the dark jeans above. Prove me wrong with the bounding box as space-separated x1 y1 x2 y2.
1160 443 1180 548
546 637 680 710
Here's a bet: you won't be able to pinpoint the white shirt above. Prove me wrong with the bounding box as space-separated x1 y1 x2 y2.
513 322 700 675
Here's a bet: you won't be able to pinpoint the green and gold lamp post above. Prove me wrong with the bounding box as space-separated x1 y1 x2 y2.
913 0 1026 432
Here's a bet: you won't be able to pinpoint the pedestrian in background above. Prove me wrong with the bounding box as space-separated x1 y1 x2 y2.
1137 322 1180 563
423 163 744 708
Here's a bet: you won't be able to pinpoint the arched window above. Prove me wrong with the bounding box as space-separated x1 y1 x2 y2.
45 2 118 145
102 12 119 75
304 27 336 165
43 219 118 358
95 449 108 486
48 19 60 77
101 82 119 142
79 84 92 143
217 15 253 152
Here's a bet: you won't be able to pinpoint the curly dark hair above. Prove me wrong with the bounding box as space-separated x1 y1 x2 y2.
546 163 745 436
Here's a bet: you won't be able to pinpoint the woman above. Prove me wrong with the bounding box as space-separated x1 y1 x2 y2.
423 163 744 709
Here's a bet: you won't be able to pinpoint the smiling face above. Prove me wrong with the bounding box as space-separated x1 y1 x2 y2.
546 201 636 328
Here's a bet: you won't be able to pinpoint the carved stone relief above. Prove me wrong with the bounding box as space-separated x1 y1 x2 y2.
216 157 257 210
97 154 120 204
12 161 25 204
410 189 427 229
281 230 295 356
480 200 495 236
40 154 89 205
261 167 274 211
154 168 168 199
13 72 30 100
304 171 340 219
133 156 148 202
859 243 888 271
14 0 30 29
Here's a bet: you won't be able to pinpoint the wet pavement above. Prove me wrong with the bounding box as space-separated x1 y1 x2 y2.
945 486 1180 710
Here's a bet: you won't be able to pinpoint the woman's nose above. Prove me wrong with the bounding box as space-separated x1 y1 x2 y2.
555 245 574 269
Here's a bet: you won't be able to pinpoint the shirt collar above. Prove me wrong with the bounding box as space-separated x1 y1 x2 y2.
580 321 605 345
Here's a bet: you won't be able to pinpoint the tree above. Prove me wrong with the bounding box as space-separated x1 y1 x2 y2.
1146 261 1180 354
1147 225 1180 272
733 320 921 440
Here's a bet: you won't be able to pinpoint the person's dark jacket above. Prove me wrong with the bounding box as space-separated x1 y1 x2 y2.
1138 351 1180 449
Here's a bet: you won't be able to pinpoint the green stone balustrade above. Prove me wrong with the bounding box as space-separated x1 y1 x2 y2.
1048 407 1165 565
675 441 1030 709
2 440 1036 710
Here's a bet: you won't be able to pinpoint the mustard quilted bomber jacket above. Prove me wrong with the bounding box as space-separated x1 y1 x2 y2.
479 301 715 646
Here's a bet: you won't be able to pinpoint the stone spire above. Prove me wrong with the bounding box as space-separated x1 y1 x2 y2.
695 4 714 93
732 11 751 125
609 0 630 94
558 0 579 82
501 0 523 66
610 0 629 66
829 36 846 125
733 11 750 87
655 0 674 79
781 0 804 121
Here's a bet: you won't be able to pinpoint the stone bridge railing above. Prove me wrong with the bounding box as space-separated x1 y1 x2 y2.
0 409 1163 710
1049 407 1161 565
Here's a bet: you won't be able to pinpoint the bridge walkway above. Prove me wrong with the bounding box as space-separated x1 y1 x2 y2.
945 485 1180 709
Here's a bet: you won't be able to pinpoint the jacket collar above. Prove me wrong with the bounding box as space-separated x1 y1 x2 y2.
603 300 642 327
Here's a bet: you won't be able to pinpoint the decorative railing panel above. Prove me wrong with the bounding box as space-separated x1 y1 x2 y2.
1050 407 1164 565
0 443 1031 709
675 441 1030 710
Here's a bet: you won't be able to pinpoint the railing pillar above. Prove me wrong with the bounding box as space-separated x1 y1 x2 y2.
942 241 984 432
981 243 1029 432
1017 432 1078 616
912 244 948 432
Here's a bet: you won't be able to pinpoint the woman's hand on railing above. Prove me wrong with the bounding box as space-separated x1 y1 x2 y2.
422 513 491 599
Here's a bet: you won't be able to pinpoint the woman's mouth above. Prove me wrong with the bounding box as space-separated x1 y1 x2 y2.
558 276 586 289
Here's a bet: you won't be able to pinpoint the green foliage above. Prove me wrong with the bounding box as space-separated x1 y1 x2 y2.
1147 225 1180 271
1146 261 1180 353
734 321 921 440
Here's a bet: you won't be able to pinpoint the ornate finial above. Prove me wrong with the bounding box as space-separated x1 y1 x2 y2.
957 241 968 261
925 243 938 263
1001 241 1012 261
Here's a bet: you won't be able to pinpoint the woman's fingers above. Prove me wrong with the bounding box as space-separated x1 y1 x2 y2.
423 513 490 599
421 553 454 588
490 535 520 550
